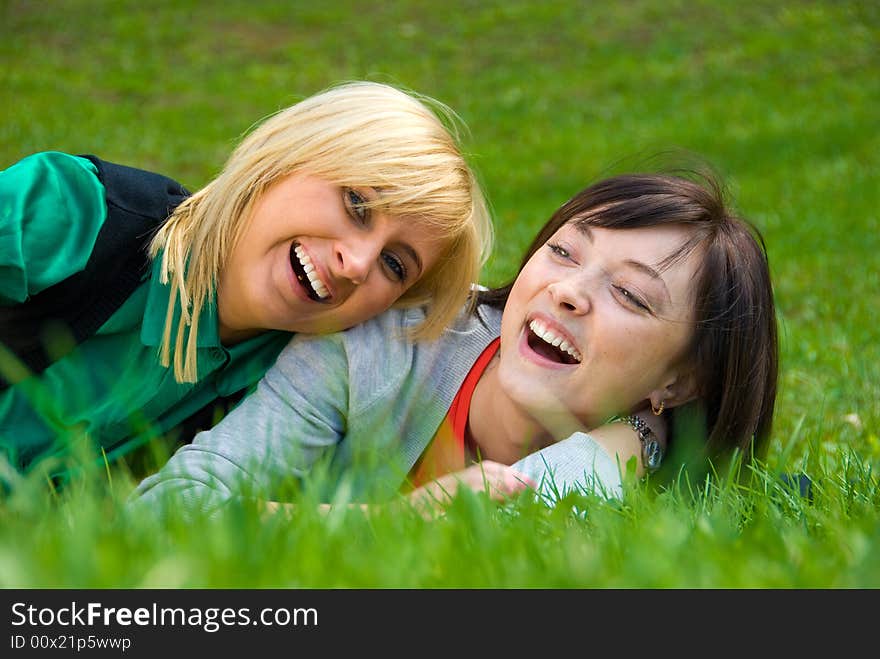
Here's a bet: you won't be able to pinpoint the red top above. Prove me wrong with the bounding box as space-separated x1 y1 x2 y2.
405 338 501 490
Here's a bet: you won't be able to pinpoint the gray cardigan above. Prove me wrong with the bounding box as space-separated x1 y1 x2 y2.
132 304 621 515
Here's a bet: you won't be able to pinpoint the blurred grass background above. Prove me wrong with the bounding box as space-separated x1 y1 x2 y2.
1 0 878 587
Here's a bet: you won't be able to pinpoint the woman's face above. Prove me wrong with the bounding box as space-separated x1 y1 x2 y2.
217 173 444 341
498 221 702 431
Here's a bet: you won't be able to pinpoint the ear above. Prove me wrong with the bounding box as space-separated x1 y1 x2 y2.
649 368 699 412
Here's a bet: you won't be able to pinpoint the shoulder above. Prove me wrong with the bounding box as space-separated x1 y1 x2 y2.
3 151 99 186
345 303 502 359
272 303 502 410
1 151 103 217
0 152 107 301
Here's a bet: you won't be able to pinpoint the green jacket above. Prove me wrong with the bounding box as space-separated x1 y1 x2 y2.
0 152 290 475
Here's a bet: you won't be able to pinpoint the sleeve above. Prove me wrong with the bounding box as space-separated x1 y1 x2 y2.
512 432 623 504
0 152 106 304
129 331 352 517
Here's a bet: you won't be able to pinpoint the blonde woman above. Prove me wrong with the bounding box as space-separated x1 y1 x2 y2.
0 81 492 478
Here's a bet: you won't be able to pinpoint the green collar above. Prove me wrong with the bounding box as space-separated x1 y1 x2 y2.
140 259 223 350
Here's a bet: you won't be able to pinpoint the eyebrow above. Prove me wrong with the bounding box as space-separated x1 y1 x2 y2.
573 224 671 302
400 242 423 278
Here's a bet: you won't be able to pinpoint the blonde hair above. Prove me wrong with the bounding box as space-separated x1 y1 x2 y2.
150 81 493 382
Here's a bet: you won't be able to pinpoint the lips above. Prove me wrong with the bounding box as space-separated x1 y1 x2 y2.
525 317 582 365
290 243 331 302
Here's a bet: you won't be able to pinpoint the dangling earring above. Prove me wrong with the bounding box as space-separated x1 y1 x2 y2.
652 400 665 416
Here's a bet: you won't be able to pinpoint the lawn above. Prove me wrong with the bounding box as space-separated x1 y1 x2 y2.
0 0 878 587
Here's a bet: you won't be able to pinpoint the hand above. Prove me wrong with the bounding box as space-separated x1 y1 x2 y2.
406 461 537 517
262 462 537 520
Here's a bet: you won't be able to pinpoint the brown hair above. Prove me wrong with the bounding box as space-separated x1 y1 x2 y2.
480 171 778 469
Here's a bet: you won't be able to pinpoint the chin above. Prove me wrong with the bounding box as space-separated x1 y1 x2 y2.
508 386 573 426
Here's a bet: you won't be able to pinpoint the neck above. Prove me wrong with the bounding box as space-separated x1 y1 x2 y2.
466 355 555 465
218 322 262 346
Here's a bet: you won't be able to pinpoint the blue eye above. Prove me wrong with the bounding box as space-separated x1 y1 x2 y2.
345 188 368 223
382 252 406 282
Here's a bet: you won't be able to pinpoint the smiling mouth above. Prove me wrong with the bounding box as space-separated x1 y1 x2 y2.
290 243 331 302
526 319 582 365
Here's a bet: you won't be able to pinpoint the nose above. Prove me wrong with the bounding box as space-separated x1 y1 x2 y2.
333 235 382 285
547 273 591 315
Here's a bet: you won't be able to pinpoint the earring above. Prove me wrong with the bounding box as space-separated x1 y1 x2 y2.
652 400 665 416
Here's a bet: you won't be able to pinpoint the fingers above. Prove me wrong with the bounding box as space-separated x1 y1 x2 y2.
466 461 537 500
404 461 537 517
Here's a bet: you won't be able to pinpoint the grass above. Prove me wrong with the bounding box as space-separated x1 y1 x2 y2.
1 0 878 587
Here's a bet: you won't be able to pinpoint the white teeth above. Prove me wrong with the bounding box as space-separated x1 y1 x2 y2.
293 245 330 299
528 319 582 363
